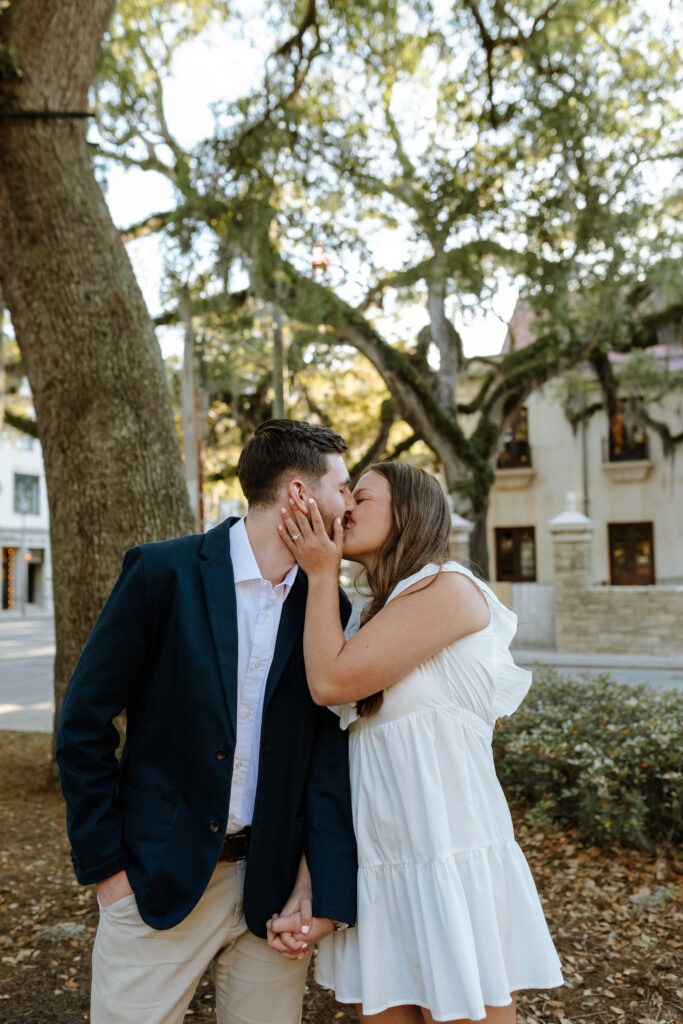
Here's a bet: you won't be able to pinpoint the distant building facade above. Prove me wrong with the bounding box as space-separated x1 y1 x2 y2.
0 425 52 613
482 308 683 651
489 383 683 590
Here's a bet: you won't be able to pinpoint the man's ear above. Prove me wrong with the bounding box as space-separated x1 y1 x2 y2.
287 478 309 514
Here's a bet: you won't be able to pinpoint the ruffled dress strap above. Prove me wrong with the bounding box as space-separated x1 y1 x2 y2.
387 561 531 718
384 562 449 603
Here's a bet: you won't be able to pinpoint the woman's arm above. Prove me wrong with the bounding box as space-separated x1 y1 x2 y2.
266 854 314 959
266 853 340 960
280 500 490 706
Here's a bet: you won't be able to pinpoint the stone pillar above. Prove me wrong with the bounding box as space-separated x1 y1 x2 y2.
548 492 594 651
449 511 474 566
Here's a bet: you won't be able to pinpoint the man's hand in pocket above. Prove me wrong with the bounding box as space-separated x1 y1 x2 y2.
96 870 133 908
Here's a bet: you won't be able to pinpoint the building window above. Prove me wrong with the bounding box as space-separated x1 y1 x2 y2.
13 473 40 515
497 407 532 469
608 522 655 585
609 398 648 461
495 526 537 582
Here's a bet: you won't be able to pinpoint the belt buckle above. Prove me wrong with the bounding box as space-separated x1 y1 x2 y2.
220 827 249 863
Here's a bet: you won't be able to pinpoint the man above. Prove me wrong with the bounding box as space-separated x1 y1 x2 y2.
56 419 357 1024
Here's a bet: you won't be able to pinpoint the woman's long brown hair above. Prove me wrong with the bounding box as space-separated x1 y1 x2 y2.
355 462 451 718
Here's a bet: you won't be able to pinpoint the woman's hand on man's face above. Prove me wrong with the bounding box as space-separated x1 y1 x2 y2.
278 497 344 578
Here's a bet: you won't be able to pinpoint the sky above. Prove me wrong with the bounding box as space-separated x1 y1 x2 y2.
100 15 518 363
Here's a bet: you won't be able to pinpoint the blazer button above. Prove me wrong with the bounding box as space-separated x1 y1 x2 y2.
215 749 228 761
209 820 221 832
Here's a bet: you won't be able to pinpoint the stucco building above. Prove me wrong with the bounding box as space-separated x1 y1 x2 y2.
479 310 683 652
0 424 52 613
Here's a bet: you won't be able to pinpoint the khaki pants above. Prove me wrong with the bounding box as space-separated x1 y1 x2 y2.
91 861 309 1024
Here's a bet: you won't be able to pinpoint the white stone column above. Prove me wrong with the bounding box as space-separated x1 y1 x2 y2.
548 492 594 651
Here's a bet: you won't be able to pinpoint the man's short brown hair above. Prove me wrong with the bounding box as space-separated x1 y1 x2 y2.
237 419 348 506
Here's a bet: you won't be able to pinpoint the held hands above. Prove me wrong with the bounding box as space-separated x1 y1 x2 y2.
266 876 313 960
278 498 343 579
266 852 333 960
266 907 335 961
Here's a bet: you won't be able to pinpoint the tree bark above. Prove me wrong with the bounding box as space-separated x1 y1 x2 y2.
468 506 491 580
271 306 286 419
0 295 5 429
180 284 200 528
0 0 194 740
426 264 460 411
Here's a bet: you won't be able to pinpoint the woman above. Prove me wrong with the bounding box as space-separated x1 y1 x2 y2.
270 462 563 1023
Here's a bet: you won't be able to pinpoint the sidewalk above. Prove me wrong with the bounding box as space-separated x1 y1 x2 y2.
0 613 55 732
513 647 683 690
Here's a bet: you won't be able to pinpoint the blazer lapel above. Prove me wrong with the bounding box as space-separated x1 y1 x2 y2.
199 518 239 746
263 570 308 710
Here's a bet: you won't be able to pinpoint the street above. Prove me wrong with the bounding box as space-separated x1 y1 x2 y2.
0 614 55 732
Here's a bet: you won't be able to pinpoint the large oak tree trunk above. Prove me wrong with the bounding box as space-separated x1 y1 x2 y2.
467 507 491 580
0 0 194 740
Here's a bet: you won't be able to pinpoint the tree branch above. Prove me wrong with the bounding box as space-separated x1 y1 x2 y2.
380 431 420 462
120 210 175 244
638 408 683 456
89 142 176 180
348 398 395 477
152 288 249 328
299 383 332 426
258 245 492 485
382 85 419 191
4 408 38 437
273 0 319 58
362 239 523 310
626 300 683 351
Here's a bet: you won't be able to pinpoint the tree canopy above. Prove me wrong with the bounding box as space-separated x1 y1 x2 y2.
4 0 681 573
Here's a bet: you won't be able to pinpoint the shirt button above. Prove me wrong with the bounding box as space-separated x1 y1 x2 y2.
216 749 228 761
209 820 221 833
252 661 262 670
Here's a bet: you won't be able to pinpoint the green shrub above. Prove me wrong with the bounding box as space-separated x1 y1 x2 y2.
492 668 682 850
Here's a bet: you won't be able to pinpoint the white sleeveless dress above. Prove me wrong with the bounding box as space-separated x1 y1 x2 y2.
315 561 563 1021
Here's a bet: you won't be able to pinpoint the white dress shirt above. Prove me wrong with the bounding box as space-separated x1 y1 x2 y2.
227 518 299 833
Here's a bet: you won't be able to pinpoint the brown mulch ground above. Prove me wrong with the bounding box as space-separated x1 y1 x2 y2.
0 731 680 1024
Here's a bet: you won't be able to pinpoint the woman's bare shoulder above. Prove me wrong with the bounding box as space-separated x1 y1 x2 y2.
389 566 491 633
398 566 485 601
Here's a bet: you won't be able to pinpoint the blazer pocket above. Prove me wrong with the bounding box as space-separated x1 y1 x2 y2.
120 783 179 882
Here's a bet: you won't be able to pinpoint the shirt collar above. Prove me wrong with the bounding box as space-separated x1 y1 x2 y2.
230 517 299 594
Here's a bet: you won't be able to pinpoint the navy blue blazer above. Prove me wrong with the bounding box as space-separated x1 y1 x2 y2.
56 517 357 933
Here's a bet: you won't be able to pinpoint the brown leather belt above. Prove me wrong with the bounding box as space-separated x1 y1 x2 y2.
218 826 251 862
